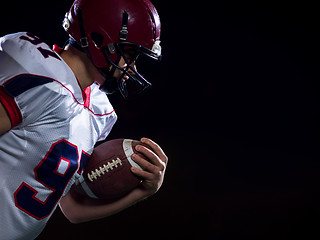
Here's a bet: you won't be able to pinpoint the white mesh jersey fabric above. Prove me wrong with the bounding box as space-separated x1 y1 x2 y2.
0 32 117 240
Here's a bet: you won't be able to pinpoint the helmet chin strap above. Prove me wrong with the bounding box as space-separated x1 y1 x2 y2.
76 8 91 60
75 7 120 96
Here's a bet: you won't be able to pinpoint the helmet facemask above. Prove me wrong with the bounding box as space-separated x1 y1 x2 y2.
99 42 158 99
96 9 161 99
63 3 162 99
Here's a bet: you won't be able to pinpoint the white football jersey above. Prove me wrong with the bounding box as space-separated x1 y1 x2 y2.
0 32 117 240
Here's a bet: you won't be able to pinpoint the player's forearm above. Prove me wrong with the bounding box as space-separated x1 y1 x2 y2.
59 137 167 224
59 187 148 224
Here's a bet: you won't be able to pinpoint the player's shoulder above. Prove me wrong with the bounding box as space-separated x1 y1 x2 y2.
0 32 28 46
0 32 59 61
1 32 63 75
0 32 23 50
0 32 84 100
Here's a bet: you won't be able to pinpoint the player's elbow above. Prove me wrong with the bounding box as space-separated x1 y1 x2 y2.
59 205 82 224
65 214 85 224
59 192 88 224
60 205 89 224
61 206 84 224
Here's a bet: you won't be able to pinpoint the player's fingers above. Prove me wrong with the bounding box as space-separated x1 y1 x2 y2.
140 138 168 164
135 145 165 171
130 166 153 180
131 153 158 173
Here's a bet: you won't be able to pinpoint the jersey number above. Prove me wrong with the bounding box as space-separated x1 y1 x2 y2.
14 140 90 220
20 32 61 61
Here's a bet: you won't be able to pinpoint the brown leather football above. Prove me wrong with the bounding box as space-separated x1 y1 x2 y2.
74 139 149 199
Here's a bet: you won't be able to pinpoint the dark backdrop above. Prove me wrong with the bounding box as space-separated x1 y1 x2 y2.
1 0 319 239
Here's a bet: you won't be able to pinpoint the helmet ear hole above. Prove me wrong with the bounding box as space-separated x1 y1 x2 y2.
91 32 104 48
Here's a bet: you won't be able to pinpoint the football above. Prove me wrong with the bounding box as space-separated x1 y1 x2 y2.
74 138 150 199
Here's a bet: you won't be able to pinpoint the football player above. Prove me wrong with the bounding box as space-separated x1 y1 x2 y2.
0 0 167 239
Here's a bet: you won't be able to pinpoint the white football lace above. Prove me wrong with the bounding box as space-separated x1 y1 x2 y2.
87 157 123 182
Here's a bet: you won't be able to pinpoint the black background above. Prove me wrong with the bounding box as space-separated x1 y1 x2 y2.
1 0 319 239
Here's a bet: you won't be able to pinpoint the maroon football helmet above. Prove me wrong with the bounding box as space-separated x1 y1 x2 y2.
63 0 161 98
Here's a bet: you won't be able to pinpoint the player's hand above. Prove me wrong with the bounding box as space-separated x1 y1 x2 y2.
130 137 168 197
